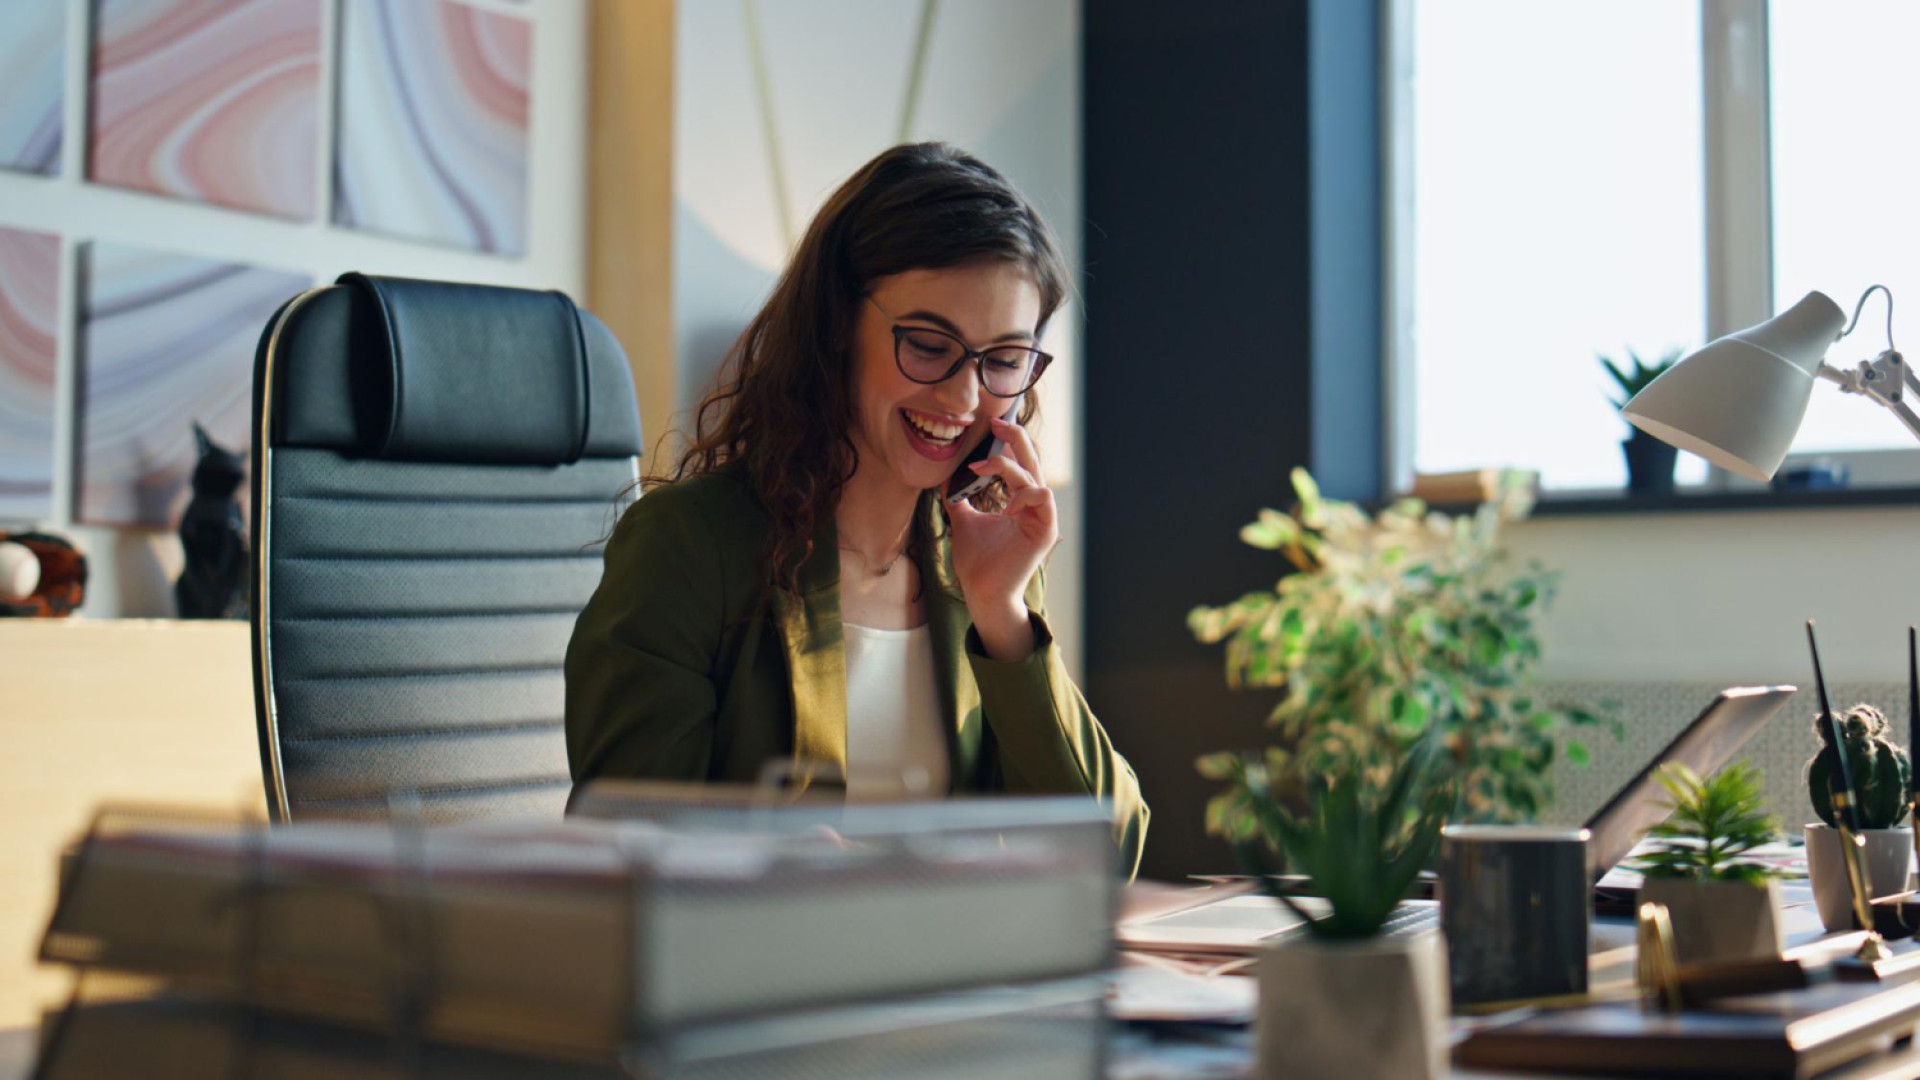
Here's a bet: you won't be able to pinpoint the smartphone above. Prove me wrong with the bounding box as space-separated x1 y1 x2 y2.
945 407 1019 505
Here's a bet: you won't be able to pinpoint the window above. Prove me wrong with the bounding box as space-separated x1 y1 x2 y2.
1770 0 1920 457
1391 1 1920 494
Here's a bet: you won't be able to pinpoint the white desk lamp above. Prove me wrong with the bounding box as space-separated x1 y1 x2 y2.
1622 287 1911 482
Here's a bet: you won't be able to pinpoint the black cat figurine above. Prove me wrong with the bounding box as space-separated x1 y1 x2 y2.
175 422 250 620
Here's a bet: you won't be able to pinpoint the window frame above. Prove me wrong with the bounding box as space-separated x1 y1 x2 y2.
1382 0 1920 505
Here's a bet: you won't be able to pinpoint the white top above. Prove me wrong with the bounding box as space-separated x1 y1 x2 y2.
843 622 950 799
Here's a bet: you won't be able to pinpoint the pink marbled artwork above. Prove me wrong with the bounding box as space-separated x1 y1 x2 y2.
335 0 531 255
0 1 65 175
89 0 322 218
0 229 61 523
78 242 308 527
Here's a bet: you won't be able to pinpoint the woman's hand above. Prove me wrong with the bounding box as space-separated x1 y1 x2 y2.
946 415 1056 662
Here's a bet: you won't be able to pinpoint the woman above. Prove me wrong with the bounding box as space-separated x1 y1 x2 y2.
565 143 1148 875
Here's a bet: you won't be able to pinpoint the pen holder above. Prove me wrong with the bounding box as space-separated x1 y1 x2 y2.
1439 825 1590 1007
1805 824 1913 933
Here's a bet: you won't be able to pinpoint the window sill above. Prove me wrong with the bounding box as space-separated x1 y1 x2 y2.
1524 486 1920 517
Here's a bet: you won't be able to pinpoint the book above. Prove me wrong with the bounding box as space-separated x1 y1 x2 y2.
38 802 1115 1060
568 779 1122 846
1453 979 1920 1078
33 977 1107 1080
1405 468 1540 506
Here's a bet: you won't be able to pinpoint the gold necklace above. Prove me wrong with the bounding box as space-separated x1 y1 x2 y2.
838 541 906 578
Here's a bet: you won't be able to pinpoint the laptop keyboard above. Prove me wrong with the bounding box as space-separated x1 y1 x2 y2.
1268 902 1437 941
1380 904 1440 937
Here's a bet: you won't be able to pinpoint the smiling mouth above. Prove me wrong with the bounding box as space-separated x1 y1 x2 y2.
900 409 969 460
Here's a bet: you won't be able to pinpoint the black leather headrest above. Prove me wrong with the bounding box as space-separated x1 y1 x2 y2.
339 273 589 464
261 274 642 464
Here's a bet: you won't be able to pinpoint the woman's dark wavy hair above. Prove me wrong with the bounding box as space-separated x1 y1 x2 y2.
649 142 1070 597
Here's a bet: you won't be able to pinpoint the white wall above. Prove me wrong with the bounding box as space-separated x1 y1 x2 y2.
0 0 588 618
672 0 1086 674
1516 507 1920 685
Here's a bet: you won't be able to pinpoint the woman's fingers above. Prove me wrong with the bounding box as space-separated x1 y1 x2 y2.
1007 483 1055 521
969 454 1039 493
991 416 1043 479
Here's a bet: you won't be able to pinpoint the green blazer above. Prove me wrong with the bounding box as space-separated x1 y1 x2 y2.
564 464 1149 876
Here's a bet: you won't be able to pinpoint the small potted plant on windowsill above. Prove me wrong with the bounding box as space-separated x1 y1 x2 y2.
1636 760 1785 965
1208 737 1452 1080
1805 705 1914 931
1601 347 1681 494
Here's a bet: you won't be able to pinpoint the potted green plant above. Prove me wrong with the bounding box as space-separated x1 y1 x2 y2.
1191 469 1615 829
1600 347 1681 494
1804 704 1914 931
1218 737 1452 1080
1635 761 1785 965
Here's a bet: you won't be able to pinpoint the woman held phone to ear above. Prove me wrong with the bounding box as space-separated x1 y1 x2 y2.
563 143 1148 877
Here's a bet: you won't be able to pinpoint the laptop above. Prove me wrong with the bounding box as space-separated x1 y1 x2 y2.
1120 686 1799 955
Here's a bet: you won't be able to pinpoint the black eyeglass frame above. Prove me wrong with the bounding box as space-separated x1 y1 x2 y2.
885 324 1054 398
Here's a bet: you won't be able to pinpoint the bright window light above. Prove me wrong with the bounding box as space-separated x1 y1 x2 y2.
1770 0 1920 455
1410 0 1707 491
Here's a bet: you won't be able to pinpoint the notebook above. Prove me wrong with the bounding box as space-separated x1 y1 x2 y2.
1454 978 1920 1078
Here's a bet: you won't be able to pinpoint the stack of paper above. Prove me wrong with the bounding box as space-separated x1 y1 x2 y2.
33 795 1117 1077
37 979 1106 1080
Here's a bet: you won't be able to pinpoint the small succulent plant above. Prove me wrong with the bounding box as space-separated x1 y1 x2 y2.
1599 347 1682 410
1639 761 1781 885
1807 704 1913 830
1225 735 1453 940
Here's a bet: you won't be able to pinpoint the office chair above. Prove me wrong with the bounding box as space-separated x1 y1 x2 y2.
247 273 642 823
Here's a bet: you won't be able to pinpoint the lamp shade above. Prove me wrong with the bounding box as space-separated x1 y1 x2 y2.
1621 291 1846 481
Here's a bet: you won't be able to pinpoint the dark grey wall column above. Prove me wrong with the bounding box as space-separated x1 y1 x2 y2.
1082 0 1381 881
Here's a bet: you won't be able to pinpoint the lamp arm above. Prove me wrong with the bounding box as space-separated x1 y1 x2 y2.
1817 361 1853 390
1885 398 1920 445
1819 354 1920 445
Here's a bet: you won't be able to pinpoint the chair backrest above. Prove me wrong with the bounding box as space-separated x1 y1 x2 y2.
248 274 641 823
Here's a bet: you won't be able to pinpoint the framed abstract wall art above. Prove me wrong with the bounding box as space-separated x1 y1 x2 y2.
76 241 308 527
334 0 532 255
0 0 66 176
0 228 62 523
89 0 323 218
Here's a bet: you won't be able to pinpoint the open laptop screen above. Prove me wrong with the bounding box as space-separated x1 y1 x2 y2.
1581 685 1798 883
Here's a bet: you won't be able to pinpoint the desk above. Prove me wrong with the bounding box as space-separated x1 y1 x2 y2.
9 1017 1920 1080
1111 1025 1920 1079
10 868 1917 1077
1110 884 1920 1079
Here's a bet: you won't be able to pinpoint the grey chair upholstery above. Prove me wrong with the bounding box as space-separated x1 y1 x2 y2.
247 273 641 823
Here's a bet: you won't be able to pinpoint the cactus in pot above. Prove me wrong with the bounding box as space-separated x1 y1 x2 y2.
1807 704 1911 830
1804 704 1915 932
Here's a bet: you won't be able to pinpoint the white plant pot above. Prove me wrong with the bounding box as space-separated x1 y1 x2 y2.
1637 877 1783 966
1256 930 1448 1080
1805 824 1914 933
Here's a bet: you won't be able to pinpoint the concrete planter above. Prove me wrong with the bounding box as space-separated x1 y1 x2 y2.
1805 824 1913 932
1638 877 1783 965
1256 930 1448 1080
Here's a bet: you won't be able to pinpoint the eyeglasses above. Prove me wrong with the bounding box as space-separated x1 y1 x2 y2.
868 296 1052 398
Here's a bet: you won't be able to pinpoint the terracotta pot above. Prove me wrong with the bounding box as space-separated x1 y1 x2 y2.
1638 877 1783 965
1805 824 1914 932
1255 930 1448 1080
